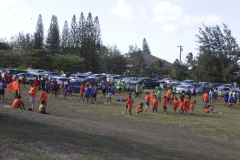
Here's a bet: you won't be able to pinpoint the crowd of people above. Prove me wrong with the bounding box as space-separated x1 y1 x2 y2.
0 72 238 116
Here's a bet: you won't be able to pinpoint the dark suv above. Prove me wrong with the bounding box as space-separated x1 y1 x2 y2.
137 78 155 88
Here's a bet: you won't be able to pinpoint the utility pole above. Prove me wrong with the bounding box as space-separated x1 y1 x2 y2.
177 46 183 63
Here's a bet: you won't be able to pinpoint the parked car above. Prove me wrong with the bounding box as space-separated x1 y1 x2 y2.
109 76 122 83
152 78 163 81
17 73 35 83
52 77 71 86
89 74 103 79
28 69 46 75
137 78 154 88
47 72 62 79
161 78 173 83
176 85 194 93
7 69 27 76
211 83 223 88
198 82 213 87
61 73 73 78
81 78 99 86
72 81 83 93
70 75 87 81
181 80 195 85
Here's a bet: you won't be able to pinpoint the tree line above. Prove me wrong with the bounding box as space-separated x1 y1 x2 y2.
0 12 152 75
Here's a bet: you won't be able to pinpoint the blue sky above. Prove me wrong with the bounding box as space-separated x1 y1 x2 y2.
1 0 240 63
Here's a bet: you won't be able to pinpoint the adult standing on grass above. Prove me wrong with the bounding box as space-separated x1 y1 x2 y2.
101 82 106 98
0 80 7 103
224 93 229 107
202 91 209 109
22 75 26 88
135 83 141 99
67 82 73 99
29 83 37 112
83 84 90 104
228 93 234 109
78 82 85 103
172 84 176 98
105 84 114 104
210 89 215 107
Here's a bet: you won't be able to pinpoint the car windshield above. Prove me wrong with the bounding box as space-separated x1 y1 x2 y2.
113 77 120 79
177 85 185 88
77 76 86 78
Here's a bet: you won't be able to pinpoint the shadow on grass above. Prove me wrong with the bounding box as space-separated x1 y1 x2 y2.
0 113 212 160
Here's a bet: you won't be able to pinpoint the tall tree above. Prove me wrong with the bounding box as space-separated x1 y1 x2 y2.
33 14 44 49
150 60 166 78
61 20 70 54
193 24 240 82
69 15 78 55
142 38 151 54
46 15 61 54
77 12 86 57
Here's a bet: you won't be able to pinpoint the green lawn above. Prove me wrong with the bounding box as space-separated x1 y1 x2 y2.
1 85 240 160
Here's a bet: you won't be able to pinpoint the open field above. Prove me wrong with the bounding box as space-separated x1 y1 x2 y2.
1 86 240 160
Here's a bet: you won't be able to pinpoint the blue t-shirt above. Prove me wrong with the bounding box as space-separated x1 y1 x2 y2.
238 93 240 99
224 95 229 101
84 87 90 95
112 86 115 93
67 84 73 92
90 87 95 95
102 85 106 90
234 93 238 99
210 92 215 99
109 87 115 93
45 82 49 89
228 96 234 103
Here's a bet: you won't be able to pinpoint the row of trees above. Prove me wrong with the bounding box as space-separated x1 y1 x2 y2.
170 24 240 83
0 12 152 75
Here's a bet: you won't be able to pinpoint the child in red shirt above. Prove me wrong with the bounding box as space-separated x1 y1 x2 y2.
190 100 196 114
172 97 178 114
135 103 143 114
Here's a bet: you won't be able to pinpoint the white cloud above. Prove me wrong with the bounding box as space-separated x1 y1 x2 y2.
109 0 132 20
0 0 25 16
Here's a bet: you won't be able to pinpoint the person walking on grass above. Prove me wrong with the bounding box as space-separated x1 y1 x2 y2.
78 82 85 103
67 82 73 99
172 97 178 114
190 101 196 114
135 103 143 114
29 83 37 112
124 94 131 114
126 95 134 116
223 93 229 108
151 95 159 114
210 89 215 107
228 93 234 109
202 91 209 110
105 84 114 104
84 84 90 104
162 96 167 114
144 92 150 112
135 83 141 99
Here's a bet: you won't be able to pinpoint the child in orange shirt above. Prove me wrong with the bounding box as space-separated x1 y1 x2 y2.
135 103 143 114
190 100 196 114
163 96 167 114
144 92 150 112
151 95 159 114
185 97 190 114
172 97 178 114
124 94 131 114
127 95 134 116
178 95 184 114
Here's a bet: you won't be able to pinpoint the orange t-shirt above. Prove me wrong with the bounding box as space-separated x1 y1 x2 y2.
205 108 209 113
203 93 209 102
12 99 22 108
150 93 154 101
80 85 84 94
166 90 172 98
127 98 134 109
40 91 47 104
163 98 167 107
135 105 143 111
30 86 37 98
185 99 190 110
172 100 178 109
179 101 184 110
152 99 159 108
145 95 150 103
190 103 195 110
126 97 130 105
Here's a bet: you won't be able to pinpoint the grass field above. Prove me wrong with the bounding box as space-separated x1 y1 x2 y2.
1 85 240 160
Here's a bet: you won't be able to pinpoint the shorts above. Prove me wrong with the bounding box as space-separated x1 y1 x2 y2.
158 97 161 102
113 92 115 95
43 103 47 106
172 92 175 94
102 89 106 93
151 107 157 111
127 89 130 92
128 109 131 112
80 94 83 97
234 100 237 103
163 106 167 110
136 92 140 96
118 88 122 91
38 111 46 114
167 98 170 102
68 91 72 93
90 94 94 98
126 105 128 109
108 93 113 98
224 100 228 102
204 102 208 106
0 89 5 95
94 94 96 98
85 95 89 98
145 101 149 106
30 97 35 103
46 89 49 93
